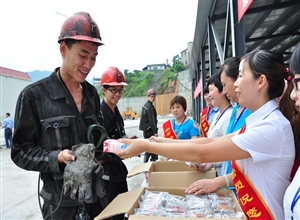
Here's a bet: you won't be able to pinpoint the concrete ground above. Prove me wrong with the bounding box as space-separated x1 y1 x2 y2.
0 115 171 220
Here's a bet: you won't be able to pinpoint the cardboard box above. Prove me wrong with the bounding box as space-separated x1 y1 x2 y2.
95 187 247 220
127 160 217 188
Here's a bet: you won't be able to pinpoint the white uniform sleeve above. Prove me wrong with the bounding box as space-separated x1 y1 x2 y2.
231 119 288 162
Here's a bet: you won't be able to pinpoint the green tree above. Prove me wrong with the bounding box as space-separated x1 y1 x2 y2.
172 54 181 67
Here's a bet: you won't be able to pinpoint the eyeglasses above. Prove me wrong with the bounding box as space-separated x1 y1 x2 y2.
107 88 125 94
293 78 300 91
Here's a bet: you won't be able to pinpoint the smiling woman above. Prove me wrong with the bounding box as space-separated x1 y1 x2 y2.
162 95 199 140
207 73 232 139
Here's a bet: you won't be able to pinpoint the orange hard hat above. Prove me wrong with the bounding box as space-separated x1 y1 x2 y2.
58 12 104 45
100 67 127 86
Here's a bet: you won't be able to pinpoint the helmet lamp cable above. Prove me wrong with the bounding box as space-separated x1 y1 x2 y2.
38 173 64 220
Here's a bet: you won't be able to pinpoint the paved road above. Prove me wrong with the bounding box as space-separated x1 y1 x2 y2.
0 115 171 220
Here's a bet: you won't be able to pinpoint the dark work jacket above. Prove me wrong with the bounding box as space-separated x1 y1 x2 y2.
11 68 105 207
139 100 158 134
99 100 128 182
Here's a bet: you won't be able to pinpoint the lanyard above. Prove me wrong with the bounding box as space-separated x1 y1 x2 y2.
213 105 232 127
291 186 300 220
174 116 186 133
228 107 247 133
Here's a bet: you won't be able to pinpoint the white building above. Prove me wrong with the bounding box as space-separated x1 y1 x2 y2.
0 67 31 122
142 63 171 71
93 77 101 93
181 42 193 68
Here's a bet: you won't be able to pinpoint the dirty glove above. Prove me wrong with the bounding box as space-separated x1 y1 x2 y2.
63 143 104 204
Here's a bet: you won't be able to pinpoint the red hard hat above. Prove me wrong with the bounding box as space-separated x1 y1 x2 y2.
58 12 104 45
100 67 127 86
147 88 156 96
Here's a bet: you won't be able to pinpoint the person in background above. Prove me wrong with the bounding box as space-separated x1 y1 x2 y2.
199 84 218 137
163 95 199 140
162 95 199 161
282 44 300 220
139 88 158 163
2 112 14 149
99 66 128 220
118 50 295 219
11 12 109 219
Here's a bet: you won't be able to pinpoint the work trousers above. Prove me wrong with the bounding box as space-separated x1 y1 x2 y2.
42 198 111 220
143 130 158 163
4 128 12 148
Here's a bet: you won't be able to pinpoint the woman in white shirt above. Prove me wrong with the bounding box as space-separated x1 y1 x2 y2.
204 73 232 176
118 50 295 219
206 74 232 139
282 45 300 220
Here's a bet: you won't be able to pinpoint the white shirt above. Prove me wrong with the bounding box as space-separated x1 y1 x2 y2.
284 167 300 220
208 107 232 138
231 100 295 219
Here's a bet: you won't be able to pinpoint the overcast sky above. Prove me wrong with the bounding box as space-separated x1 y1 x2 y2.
0 0 198 80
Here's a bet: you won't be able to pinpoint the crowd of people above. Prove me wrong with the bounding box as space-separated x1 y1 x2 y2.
118 47 300 219
7 10 300 220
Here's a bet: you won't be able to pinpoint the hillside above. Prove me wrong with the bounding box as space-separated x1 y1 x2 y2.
120 62 186 98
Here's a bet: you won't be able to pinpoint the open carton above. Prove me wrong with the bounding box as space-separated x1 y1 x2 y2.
95 187 247 220
127 160 217 187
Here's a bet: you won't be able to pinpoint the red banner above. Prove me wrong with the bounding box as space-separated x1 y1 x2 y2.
238 0 253 23
194 76 202 99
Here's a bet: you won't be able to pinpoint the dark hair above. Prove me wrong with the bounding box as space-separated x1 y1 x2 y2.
6 113 10 116
290 45 300 75
63 39 99 49
63 39 78 49
218 57 241 81
279 81 300 163
203 84 209 94
207 73 223 92
170 95 187 111
280 45 300 170
242 50 286 100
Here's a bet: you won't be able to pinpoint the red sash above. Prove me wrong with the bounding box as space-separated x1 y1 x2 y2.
162 119 178 139
200 106 210 137
232 125 274 219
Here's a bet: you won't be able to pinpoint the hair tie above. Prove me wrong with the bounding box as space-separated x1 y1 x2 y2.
285 68 293 81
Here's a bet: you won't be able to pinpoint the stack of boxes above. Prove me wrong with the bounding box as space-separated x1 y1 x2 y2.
95 161 246 220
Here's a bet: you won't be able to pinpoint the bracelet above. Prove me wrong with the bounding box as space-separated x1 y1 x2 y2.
223 175 230 188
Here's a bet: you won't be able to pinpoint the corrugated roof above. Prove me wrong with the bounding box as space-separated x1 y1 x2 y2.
0 66 31 81
190 0 300 79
